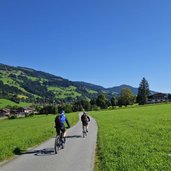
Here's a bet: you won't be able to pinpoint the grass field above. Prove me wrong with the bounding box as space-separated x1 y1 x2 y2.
0 99 31 109
0 112 78 161
91 103 171 171
48 86 81 99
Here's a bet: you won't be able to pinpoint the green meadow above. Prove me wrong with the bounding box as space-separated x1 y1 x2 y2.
91 104 171 171
1 103 171 170
0 99 31 109
48 86 81 99
0 112 78 161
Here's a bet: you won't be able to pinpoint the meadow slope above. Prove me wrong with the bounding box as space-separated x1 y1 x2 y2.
91 104 171 171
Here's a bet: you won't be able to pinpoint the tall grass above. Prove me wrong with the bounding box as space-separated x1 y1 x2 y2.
91 104 171 171
0 112 78 161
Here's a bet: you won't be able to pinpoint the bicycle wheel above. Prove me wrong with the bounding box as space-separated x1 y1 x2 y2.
82 130 86 138
82 125 87 138
61 138 65 149
54 136 60 154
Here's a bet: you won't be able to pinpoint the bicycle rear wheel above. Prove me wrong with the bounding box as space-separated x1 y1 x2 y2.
82 126 87 138
83 130 87 138
61 139 65 149
54 136 60 154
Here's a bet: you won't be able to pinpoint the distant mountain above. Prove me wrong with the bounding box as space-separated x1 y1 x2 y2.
0 63 158 104
107 84 157 95
73 81 106 91
107 84 138 95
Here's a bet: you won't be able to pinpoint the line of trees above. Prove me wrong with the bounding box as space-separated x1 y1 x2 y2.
37 85 140 114
37 77 169 114
3 77 171 115
37 88 135 114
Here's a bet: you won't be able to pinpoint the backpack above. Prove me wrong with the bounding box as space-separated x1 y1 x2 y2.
81 114 88 122
55 115 64 127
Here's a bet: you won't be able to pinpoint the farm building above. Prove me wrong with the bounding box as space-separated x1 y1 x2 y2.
17 107 34 114
0 109 10 117
148 93 168 103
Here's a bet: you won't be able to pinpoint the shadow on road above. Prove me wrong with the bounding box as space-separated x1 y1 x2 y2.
13 147 55 156
66 135 82 138
12 135 82 157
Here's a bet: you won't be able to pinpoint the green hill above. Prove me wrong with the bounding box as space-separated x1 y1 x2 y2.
0 63 158 105
0 63 108 104
0 99 31 109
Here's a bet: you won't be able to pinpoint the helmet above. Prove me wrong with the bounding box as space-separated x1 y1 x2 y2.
61 110 65 115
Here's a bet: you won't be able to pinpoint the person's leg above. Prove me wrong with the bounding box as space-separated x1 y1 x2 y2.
62 128 67 143
86 123 89 132
82 124 86 132
56 128 60 136
63 130 66 137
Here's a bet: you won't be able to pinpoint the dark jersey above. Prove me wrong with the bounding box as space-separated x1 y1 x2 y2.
55 114 70 129
81 114 90 124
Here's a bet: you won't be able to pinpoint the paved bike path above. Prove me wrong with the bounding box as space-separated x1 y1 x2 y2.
0 114 97 171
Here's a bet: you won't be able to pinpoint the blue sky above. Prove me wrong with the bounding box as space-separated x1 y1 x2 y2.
0 0 171 93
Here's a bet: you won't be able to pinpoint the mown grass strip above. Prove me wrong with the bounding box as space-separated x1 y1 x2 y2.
91 104 171 171
0 112 78 161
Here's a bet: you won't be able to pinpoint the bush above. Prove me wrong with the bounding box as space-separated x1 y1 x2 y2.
91 105 100 111
8 115 17 119
25 113 34 117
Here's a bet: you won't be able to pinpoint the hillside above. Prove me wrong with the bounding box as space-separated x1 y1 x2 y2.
0 63 108 104
0 63 156 104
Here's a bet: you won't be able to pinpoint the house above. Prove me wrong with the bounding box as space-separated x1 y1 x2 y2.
0 109 10 117
17 107 34 115
8 107 35 118
148 93 168 103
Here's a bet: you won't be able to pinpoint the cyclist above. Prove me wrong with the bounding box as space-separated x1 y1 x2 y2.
81 111 90 133
55 110 70 143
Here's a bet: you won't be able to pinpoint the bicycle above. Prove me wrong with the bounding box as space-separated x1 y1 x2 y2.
54 130 65 154
82 125 88 138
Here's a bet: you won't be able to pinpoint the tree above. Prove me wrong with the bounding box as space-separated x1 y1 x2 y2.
117 88 135 107
96 94 108 109
39 105 57 114
72 99 91 112
62 104 73 113
80 100 91 111
136 77 150 105
111 96 117 107
168 94 171 102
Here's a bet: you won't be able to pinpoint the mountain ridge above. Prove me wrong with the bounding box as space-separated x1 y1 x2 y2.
0 63 157 103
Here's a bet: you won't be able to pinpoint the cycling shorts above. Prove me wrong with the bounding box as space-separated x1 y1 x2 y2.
56 126 66 135
82 121 88 126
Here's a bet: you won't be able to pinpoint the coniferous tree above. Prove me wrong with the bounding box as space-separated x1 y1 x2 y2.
136 77 150 105
168 94 171 102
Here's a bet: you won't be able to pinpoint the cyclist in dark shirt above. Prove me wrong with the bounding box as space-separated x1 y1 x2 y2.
55 110 70 141
81 111 90 133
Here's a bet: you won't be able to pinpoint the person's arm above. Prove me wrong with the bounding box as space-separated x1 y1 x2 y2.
65 117 70 128
87 115 90 122
81 115 83 122
54 117 57 127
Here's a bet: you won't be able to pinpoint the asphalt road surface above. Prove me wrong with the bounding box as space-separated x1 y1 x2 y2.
0 114 97 171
